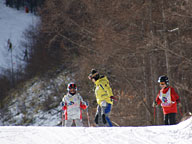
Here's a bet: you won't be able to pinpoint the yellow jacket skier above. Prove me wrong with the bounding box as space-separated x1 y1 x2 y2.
88 69 113 127
94 76 113 106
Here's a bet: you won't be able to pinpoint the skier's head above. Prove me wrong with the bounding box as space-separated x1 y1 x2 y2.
67 82 77 95
88 69 100 82
158 75 169 87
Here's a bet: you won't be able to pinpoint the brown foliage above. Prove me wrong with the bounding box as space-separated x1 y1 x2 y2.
20 0 192 126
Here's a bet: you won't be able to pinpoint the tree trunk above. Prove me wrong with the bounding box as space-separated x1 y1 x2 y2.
162 0 170 80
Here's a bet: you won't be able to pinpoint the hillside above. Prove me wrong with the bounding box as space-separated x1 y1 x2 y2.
0 70 72 126
0 0 192 127
34 0 192 126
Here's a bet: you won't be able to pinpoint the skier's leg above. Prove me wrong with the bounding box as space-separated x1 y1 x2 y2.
95 105 102 126
101 102 113 127
169 113 176 125
74 119 83 127
65 119 73 127
164 114 169 125
105 116 113 127
105 103 113 127
94 105 99 125
100 101 107 126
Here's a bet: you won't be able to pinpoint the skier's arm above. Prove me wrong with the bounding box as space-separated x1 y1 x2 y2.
171 88 180 103
171 88 182 107
155 92 162 105
78 94 88 110
62 96 67 110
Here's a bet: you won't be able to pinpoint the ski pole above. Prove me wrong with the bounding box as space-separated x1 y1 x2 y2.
85 101 90 127
111 120 120 127
154 107 156 122
86 107 90 127
179 107 183 117
62 110 64 126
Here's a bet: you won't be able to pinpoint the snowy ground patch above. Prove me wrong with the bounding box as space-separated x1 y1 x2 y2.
0 1 39 70
0 117 192 144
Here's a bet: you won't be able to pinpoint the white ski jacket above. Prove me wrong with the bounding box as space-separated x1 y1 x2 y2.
62 93 87 120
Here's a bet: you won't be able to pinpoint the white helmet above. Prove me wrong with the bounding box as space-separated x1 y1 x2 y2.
67 82 77 91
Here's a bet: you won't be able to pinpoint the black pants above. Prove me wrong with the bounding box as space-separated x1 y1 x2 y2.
164 113 176 125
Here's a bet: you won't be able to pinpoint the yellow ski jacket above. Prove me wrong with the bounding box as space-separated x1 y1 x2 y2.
94 76 113 106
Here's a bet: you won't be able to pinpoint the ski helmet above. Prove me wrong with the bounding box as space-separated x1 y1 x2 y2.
67 82 77 91
158 75 169 85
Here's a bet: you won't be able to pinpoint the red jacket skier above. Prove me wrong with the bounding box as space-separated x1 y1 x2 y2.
153 75 182 125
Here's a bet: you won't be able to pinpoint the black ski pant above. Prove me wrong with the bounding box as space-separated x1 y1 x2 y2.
164 113 176 125
94 104 113 127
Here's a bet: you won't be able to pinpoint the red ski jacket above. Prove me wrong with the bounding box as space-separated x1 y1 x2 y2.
156 86 180 114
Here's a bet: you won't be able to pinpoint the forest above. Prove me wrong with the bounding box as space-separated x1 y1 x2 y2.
5 0 44 13
1 0 192 126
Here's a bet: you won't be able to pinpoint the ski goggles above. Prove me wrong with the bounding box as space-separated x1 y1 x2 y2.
160 82 166 85
68 84 77 89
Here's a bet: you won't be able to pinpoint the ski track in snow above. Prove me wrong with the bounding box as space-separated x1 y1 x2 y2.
0 118 192 144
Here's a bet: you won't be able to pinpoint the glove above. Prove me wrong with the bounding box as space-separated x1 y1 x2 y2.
178 103 182 108
102 114 107 124
94 114 99 124
62 105 67 110
152 101 158 107
81 102 88 109
110 96 117 101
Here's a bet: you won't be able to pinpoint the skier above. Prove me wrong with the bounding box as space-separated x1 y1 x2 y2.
62 82 88 127
5 0 9 6
23 49 28 61
88 69 114 127
7 39 12 52
152 75 182 125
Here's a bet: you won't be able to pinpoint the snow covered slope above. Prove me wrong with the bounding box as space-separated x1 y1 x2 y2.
0 117 192 144
0 69 72 126
0 1 38 70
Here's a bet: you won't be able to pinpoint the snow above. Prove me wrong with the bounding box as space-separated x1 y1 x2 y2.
0 117 192 144
0 0 38 70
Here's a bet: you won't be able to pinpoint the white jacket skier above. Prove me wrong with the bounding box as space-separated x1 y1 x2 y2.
62 83 87 127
